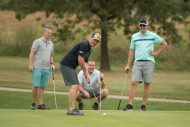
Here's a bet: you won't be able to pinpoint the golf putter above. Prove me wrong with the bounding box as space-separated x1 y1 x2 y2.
52 68 58 110
117 73 128 110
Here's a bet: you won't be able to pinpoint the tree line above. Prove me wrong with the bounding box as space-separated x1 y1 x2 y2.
0 0 189 71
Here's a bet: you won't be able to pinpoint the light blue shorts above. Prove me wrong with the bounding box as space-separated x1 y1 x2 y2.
32 68 51 88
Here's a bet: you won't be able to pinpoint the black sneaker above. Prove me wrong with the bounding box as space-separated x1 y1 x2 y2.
37 104 49 110
31 103 36 110
78 102 84 110
67 109 84 116
92 102 99 110
123 104 133 111
141 105 146 111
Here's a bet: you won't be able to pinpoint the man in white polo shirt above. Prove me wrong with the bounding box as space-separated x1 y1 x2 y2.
124 19 167 111
76 60 108 110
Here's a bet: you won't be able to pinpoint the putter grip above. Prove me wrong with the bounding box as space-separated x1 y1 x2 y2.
52 68 55 80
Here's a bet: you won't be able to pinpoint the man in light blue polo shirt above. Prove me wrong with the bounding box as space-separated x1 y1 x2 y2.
124 19 167 111
29 24 55 110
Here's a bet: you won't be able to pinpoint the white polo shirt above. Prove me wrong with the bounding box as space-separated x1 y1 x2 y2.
78 69 101 90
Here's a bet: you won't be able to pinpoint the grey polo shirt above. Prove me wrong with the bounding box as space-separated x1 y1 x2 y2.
78 69 101 90
31 37 54 69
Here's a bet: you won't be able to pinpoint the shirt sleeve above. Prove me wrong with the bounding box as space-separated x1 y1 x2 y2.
78 42 88 58
31 39 39 53
97 70 101 83
130 36 135 49
78 71 84 84
154 33 164 44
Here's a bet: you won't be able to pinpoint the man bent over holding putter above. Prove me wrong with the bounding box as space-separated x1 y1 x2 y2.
60 32 101 116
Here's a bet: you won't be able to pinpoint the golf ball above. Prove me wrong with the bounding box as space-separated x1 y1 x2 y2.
102 113 107 116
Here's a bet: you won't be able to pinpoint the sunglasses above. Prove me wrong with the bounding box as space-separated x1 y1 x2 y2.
139 24 147 27
93 39 100 43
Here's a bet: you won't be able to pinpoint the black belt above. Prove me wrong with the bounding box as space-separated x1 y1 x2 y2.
137 60 151 62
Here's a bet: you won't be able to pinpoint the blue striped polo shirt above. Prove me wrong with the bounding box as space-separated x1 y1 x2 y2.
130 30 163 63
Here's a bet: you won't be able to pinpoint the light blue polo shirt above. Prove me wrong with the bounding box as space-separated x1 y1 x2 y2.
130 30 163 63
78 69 101 91
32 37 54 69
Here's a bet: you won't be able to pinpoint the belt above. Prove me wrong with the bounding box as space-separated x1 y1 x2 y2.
137 60 151 62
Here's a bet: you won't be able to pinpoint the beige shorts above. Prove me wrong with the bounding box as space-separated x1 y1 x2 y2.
132 61 155 84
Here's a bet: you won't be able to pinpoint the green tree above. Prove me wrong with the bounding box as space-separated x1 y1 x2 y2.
0 0 189 71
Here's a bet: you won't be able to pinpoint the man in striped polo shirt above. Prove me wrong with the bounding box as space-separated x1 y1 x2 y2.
124 19 167 111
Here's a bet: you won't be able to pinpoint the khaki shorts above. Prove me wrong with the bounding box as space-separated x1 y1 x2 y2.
81 87 100 98
132 61 155 84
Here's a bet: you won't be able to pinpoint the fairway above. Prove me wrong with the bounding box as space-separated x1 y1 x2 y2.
0 110 190 127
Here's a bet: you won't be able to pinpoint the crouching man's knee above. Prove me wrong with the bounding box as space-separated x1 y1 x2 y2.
101 88 109 97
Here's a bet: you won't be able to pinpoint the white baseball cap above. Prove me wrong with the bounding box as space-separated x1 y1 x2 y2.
92 32 101 42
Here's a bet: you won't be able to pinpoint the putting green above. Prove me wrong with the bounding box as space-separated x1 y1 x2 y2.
0 110 190 127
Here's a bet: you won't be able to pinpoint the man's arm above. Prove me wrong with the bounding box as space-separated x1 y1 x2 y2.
78 55 90 83
149 40 167 56
125 49 135 72
28 50 35 72
79 84 90 97
100 72 106 88
78 84 85 93
100 80 106 89
50 56 55 70
50 56 54 64
79 84 88 94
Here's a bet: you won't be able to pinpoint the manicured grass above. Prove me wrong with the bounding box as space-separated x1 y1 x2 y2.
0 109 190 127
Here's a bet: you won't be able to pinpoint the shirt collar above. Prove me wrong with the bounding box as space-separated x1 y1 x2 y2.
42 37 50 44
87 41 91 48
89 70 95 75
138 30 149 36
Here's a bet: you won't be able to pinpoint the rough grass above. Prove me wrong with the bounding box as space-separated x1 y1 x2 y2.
1 91 190 111
0 56 190 101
